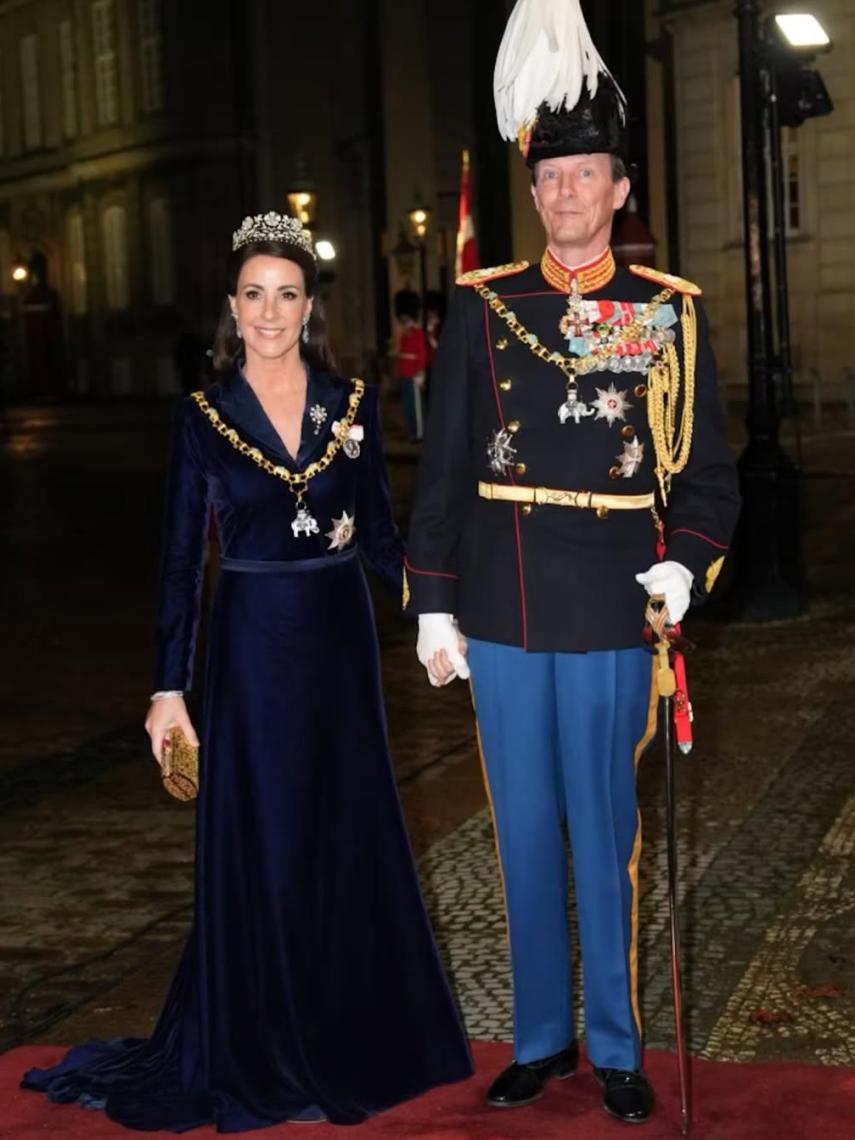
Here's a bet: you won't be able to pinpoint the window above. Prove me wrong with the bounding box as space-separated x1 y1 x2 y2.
102 204 129 309
782 127 801 236
67 211 88 314
138 0 165 112
111 356 132 395
20 34 42 150
92 0 118 126
156 354 179 395
729 76 803 242
148 196 175 304
59 20 79 139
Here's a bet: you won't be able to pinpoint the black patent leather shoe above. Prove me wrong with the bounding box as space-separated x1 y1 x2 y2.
592 1066 655 1124
487 1042 579 1108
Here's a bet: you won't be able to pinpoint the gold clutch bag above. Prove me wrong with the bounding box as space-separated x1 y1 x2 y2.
161 727 199 802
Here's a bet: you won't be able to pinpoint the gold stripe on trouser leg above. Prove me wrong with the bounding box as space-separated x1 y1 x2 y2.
628 659 660 1036
470 682 511 946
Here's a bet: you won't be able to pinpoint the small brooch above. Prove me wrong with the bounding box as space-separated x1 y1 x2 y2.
332 420 365 459
309 404 328 435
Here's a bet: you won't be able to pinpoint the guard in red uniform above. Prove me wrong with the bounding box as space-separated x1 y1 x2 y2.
394 290 427 442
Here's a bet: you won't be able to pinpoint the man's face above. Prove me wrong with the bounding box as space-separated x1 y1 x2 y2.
531 153 630 254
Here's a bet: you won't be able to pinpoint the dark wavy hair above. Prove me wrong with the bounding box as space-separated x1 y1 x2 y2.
212 240 336 376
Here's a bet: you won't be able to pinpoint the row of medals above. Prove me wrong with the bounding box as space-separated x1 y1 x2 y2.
292 404 359 544
488 280 674 481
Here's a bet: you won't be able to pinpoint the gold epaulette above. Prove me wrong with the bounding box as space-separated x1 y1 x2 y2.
629 264 702 297
456 261 529 287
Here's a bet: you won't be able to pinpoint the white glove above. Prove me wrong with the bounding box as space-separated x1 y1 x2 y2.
635 561 694 625
417 613 470 687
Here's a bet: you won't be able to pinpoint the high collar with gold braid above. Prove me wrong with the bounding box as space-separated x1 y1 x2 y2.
540 246 616 295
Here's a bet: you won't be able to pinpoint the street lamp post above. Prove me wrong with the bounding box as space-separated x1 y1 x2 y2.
391 229 417 289
733 0 823 621
408 195 432 347
286 154 318 230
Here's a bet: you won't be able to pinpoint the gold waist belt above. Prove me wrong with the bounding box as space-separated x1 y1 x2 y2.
478 481 654 513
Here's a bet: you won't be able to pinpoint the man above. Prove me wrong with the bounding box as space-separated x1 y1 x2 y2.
404 0 740 1126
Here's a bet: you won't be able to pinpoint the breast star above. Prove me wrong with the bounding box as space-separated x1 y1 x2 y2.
592 383 632 426
326 510 356 552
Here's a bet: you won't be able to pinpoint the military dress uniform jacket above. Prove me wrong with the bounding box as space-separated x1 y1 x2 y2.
405 255 741 653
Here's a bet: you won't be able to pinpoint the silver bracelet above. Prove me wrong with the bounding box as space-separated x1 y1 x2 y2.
150 690 183 702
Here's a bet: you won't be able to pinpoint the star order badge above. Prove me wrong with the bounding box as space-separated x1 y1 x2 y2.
326 510 356 551
592 383 632 426
487 428 517 476
616 437 645 478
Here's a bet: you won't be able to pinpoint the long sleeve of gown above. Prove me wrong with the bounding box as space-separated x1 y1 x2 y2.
154 399 210 691
356 385 405 596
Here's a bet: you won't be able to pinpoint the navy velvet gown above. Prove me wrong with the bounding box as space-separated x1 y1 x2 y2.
23 368 473 1131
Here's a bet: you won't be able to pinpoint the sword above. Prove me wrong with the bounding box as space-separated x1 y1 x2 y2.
646 597 692 1137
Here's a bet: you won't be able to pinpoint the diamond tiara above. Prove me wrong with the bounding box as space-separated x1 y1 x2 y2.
231 212 316 259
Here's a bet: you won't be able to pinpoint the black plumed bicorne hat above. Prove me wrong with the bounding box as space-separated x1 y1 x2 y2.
494 0 628 166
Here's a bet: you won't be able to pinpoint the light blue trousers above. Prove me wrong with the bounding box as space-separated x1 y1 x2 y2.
467 639 656 1070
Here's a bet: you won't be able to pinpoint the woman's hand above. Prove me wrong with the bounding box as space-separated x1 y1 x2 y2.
145 696 199 763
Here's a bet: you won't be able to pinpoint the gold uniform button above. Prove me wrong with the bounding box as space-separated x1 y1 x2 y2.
597 505 610 520
622 424 635 439
507 420 521 434
499 378 513 391
515 462 527 477
521 504 533 516
634 384 648 398
496 338 509 350
609 465 622 480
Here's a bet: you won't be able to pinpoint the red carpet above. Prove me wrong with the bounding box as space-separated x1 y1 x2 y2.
3 1042 853 1139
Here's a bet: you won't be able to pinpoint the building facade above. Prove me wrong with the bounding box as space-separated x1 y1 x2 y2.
645 0 855 397
0 0 648 399
0 0 258 398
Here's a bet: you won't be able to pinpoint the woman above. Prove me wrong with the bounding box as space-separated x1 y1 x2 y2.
23 212 472 1130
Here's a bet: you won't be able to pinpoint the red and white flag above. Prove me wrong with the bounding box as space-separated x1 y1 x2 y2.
455 149 479 278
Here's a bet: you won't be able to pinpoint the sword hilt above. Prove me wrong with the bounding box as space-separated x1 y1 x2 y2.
645 596 677 697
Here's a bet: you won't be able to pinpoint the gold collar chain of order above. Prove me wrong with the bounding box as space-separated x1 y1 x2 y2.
472 280 698 507
473 282 674 384
190 378 365 507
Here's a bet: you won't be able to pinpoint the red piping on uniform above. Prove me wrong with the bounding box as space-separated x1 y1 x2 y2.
670 528 729 550
404 559 459 580
484 299 509 439
512 505 529 651
484 297 527 645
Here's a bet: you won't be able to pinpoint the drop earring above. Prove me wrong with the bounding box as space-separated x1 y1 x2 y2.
301 315 310 344
232 312 242 340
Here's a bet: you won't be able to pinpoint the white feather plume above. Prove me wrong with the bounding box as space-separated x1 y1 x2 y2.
494 0 626 141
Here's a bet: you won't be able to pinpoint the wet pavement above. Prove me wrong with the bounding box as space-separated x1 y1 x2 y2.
1 397 854 1068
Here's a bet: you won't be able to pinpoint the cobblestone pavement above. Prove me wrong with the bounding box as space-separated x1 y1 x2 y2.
1 401 853 1068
